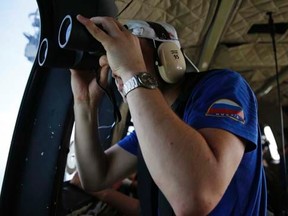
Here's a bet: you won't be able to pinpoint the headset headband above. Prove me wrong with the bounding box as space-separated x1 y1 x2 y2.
125 20 199 73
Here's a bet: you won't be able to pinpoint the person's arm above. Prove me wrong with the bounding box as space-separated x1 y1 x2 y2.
71 57 137 192
71 172 140 216
76 15 245 215
126 90 245 215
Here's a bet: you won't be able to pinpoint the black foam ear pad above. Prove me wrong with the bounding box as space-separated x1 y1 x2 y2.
146 21 171 40
157 42 186 83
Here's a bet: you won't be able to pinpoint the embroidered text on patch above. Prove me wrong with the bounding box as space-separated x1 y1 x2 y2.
206 99 245 123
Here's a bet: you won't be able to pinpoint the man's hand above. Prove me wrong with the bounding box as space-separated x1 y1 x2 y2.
76 15 147 82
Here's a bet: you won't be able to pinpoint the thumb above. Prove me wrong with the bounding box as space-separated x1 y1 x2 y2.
99 55 108 67
98 55 110 87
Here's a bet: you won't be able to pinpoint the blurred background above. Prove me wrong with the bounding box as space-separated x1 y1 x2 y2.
0 0 38 189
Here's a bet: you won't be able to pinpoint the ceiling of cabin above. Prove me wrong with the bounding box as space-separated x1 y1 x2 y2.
114 0 288 109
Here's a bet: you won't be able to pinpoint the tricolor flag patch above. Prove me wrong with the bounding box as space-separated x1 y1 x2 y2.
206 99 245 123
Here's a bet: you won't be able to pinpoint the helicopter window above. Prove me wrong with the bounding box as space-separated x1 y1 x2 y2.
0 3 39 190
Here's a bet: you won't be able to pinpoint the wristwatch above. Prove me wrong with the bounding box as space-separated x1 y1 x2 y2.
123 72 158 97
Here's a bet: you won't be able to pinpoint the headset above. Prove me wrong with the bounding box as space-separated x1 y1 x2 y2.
147 22 186 84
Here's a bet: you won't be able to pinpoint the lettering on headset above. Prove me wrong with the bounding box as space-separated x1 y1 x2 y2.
171 50 180 59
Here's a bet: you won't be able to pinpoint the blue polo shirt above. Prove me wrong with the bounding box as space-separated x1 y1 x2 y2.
118 69 267 215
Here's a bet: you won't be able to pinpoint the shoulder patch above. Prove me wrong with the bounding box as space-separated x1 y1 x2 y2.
206 99 245 123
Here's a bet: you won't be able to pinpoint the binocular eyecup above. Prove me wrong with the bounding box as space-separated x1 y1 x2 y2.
38 15 105 70
58 15 105 53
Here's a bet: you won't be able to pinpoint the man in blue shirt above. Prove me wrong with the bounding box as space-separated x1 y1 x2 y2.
70 14 267 215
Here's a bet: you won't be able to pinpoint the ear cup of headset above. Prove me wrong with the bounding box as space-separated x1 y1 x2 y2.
157 42 186 83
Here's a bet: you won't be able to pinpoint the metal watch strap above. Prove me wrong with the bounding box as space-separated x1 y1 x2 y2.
123 76 139 97
123 72 158 97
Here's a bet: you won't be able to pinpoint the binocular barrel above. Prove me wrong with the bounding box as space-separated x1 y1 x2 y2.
58 15 105 53
38 15 105 69
38 38 75 68
38 37 101 69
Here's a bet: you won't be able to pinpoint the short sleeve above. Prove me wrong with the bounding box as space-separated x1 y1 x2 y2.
117 130 139 155
183 69 258 152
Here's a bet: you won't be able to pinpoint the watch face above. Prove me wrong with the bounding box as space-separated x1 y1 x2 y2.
138 72 158 89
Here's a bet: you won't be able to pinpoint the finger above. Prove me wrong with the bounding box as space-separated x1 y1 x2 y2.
96 55 109 86
99 55 109 68
114 19 128 32
76 14 110 44
90 16 124 37
99 65 110 86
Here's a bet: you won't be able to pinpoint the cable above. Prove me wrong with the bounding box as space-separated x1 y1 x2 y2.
267 11 288 211
98 122 116 130
93 68 122 126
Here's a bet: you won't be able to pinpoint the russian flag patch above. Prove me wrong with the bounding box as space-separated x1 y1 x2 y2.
206 99 245 123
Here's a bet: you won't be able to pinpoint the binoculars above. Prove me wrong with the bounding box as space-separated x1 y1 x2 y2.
38 15 105 69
